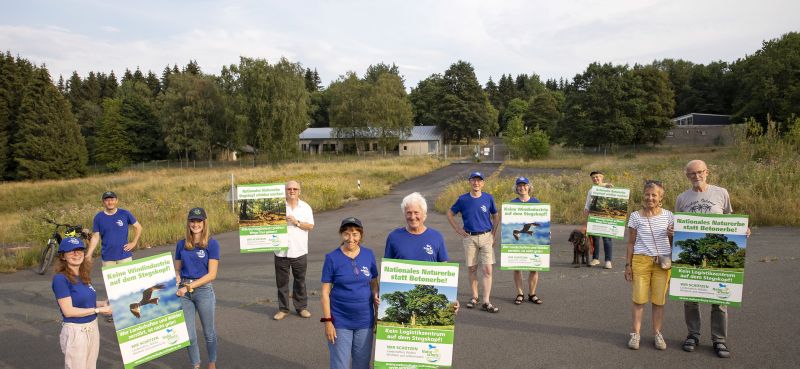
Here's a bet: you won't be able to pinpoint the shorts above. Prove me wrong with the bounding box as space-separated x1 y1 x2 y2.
463 233 494 267
631 254 671 305
101 257 133 267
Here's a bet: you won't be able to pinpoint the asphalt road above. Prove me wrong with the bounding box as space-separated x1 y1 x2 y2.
1 163 799 369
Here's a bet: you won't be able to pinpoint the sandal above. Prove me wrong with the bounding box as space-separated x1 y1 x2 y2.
514 294 524 305
682 335 698 352
713 342 731 358
466 297 479 309
482 303 499 313
528 294 543 304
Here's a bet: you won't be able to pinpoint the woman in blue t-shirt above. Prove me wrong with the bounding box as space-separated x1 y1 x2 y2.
509 177 545 306
51 236 112 369
174 207 220 369
320 217 379 369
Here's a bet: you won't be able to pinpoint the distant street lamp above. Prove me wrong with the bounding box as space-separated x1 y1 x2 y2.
477 129 482 141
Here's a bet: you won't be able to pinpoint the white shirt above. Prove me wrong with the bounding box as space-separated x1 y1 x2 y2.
627 209 674 256
275 199 314 258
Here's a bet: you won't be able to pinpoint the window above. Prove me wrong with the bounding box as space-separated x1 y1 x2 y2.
701 130 707 136
403 146 408 151
301 144 307 151
372 143 378 151
667 132 674 137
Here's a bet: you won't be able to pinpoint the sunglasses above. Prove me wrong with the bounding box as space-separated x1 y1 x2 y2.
645 179 663 186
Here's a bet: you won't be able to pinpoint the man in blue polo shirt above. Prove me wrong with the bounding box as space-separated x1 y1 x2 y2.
385 192 448 262
88 191 142 266
447 171 500 313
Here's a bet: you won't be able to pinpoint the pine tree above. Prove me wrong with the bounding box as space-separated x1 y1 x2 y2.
184 60 201 75
0 52 14 178
94 98 134 171
12 67 88 179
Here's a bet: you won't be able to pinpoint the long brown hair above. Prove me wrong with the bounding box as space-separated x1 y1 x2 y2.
54 251 92 284
184 218 210 250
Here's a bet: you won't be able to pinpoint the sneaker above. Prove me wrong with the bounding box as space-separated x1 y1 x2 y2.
590 259 600 266
298 309 311 318
628 333 640 350
604 261 612 269
713 342 731 358
654 332 667 350
273 311 288 320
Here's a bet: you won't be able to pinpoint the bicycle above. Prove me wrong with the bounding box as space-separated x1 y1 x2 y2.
37 218 90 275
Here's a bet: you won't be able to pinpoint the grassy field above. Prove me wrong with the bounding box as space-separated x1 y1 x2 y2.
436 137 800 228
0 156 446 272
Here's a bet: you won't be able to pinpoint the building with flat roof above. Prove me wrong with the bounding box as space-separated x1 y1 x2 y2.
665 113 736 146
298 125 443 155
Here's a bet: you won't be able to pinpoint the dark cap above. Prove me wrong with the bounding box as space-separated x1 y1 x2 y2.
339 216 363 230
589 171 603 176
58 236 85 253
101 191 117 200
469 172 484 180
515 176 529 185
188 207 207 221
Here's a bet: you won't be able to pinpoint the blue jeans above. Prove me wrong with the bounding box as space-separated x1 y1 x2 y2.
327 327 373 369
180 284 217 366
592 236 613 261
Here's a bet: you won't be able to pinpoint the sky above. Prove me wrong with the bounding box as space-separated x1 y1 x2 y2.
2 0 798 88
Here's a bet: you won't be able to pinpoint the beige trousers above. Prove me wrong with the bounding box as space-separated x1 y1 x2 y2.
60 319 99 369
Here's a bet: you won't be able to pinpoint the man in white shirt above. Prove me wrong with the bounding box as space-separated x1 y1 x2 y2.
273 180 315 320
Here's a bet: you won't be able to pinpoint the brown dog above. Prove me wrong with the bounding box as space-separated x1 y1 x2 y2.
568 229 592 267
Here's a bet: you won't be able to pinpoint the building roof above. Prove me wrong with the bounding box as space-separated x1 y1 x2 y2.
299 125 442 141
671 113 732 125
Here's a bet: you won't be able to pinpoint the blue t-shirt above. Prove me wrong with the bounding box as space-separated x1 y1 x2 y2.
450 192 497 233
175 238 221 279
321 247 378 329
510 197 540 203
92 208 137 261
52 274 97 324
384 227 448 262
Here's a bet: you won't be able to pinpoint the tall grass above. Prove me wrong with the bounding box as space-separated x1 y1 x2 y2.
0 156 446 272
436 139 799 227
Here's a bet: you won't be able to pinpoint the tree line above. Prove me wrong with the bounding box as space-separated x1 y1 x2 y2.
1 32 798 179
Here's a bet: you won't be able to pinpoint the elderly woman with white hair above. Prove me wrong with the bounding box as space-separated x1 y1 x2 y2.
384 192 448 262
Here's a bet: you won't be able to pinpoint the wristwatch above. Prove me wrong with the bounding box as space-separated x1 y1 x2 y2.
94 308 100 314
320 317 334 323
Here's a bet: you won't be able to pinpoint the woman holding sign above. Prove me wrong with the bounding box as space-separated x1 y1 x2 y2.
509 176 545 305
320 217 379 369
52 236 113 369
624 181 674 351
174 207 220 369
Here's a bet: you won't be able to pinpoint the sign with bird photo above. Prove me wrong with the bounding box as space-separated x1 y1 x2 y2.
586 186 630 239
375 259 459 368
101 252 189 369
236 183 288 253
500 203 551 271
669 213 749 307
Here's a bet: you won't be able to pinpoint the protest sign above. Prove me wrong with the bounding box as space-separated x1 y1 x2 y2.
102 253 189 369
586 186 630 239
669 213 749 307
375 259 458 368
236 183 288 253
500 203 551 271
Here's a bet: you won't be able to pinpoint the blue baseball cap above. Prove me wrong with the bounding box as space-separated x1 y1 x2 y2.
58 237 85 253
188 207 207 221
469 172 484 180
515 176 529 185
101 191 117 200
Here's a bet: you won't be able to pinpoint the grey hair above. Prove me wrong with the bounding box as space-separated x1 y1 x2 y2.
401 192 428 214
513 182 531 195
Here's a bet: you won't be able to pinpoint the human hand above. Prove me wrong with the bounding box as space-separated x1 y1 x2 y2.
583 209 589 216
286 215 297 225
624 265 632 282
453 300 460 315
98 305 113 316
176 286 188 297
123 242 136 252
746 227 751 238
325 322 336 344
667 224 674 238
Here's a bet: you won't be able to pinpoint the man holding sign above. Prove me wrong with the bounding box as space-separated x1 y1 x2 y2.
673 160 745 358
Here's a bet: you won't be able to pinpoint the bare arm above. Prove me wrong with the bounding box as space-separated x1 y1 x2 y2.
176 259 218 297
124 222 143 252
87 232 100 259
447 210 468 238
624 227 637 282
57 297 112 317
491 212 501 239
321 283 336 343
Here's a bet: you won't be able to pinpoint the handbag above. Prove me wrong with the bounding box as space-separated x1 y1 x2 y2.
646 216 672 270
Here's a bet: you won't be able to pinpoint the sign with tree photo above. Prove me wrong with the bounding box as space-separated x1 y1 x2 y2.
375 259 459 368
586 186 630 239
236 183 288 253
669 213 749 307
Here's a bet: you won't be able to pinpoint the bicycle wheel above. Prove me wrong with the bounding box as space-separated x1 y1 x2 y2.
36 240 57 275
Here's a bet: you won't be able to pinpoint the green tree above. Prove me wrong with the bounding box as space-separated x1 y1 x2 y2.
409 74 445 127
12 67 87 179
627 65 675 145
523 90 562 138
502 97 528 127
676 233 743 268
94 98 134 171
159 73 222 162
438 61 490 143
368 73 413 153
118 80 167 161
381 285 454 326
328 72 371 153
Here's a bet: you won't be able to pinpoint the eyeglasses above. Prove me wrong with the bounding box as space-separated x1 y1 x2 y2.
686 170 707 177
286 188 300 191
